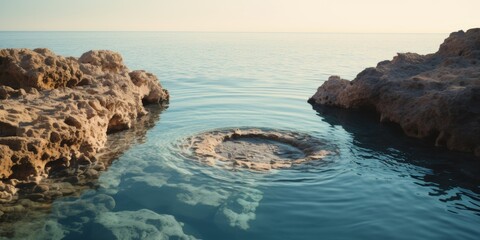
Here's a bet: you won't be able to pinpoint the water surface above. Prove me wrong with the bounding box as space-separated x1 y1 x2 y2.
1 32 479 240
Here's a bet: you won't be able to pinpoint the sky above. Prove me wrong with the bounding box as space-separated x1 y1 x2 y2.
0 0 478 33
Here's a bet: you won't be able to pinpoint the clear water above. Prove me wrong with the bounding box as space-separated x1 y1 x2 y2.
1 32 480 240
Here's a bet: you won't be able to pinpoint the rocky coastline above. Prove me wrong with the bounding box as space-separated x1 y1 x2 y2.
0 49 169 207
309 28 480 157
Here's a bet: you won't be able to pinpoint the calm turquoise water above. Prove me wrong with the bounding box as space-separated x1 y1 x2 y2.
1 32 480 240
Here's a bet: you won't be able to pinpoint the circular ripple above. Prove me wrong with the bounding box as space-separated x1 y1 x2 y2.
181 128 332 171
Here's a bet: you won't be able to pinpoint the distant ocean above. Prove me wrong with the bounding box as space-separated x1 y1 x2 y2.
1 32 479 240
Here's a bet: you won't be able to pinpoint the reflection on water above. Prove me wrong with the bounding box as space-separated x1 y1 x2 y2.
311 104 480 216
96 105 166 165
0 104 167 239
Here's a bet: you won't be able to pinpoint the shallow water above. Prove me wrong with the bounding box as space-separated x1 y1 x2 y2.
217 137 306 161
1 32 480 239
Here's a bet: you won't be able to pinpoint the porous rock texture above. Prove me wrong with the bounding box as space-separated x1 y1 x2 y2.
0 48 169 182
309 28 480 157
183 128 331 171
0 106 163 235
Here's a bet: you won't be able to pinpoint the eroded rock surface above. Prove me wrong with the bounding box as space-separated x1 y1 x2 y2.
0 48 169 203
309 28 480 156
0 105 165 237
182 128 331 171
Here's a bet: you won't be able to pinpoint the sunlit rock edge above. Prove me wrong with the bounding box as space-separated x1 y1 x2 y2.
309 28 480 157
0 48 169 213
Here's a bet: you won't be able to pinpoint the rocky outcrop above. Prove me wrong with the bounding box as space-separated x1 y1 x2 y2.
0 105 165 234
0 48 169 183
309 28 480 157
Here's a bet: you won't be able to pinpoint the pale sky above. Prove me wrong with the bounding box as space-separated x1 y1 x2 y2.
0 0 478 33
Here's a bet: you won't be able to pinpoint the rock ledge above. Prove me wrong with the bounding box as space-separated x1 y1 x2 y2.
0 48 169 184
309 28 480 157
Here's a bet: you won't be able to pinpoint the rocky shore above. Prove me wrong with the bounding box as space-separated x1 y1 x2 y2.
0 105 165 237
309 28 480 157
0 49 169 205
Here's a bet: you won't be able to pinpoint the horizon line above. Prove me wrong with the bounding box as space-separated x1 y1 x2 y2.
0 30 450 34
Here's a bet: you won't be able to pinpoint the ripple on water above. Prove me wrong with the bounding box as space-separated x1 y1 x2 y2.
177 128 336 172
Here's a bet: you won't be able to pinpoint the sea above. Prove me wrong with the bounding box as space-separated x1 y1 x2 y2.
0 32 479 240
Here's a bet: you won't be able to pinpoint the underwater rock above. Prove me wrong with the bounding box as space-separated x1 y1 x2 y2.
95 209 196 240
214 189 263 230
309 28 480 157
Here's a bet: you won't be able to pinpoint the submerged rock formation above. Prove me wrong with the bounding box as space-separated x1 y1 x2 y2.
182 128 332 171
0 48 169 202
309 28 480 157
0 105 165 237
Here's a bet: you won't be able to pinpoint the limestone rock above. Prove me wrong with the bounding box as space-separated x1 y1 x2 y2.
0 48 84 91
0 48 169 180
309 28 480 156
183 128 332 171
